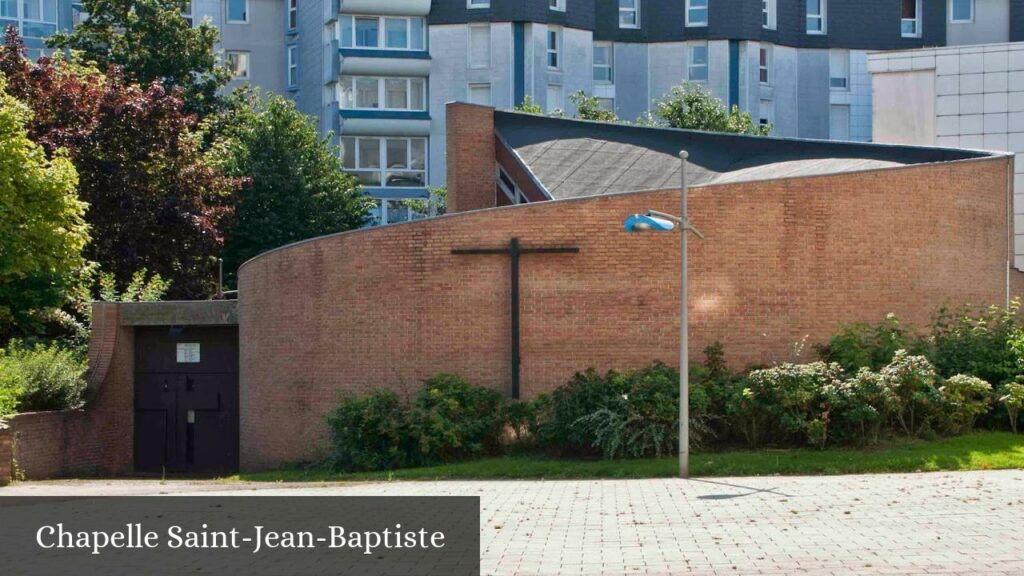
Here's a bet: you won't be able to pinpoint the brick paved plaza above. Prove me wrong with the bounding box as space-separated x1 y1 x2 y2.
4 471 1023 575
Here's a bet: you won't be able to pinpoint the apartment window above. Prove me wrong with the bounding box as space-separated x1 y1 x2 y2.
549 0 565 11
341 136 427 188
830 104 850 140
8 0 57 38
593 42 614 83
806 0 825 34
227 0 247 23
688 43 708 82
597 98 615 113
547 28 560 69
287 45 298 89
759 100 772 126
619 0 639 28
950 0 973 22
339 76 426 111
287 0 296 30
497 166 527 205
759 46 771 85
365 198 429 226
829 49 849 89
340 15 426 51
546 84 562 113
686 0 708 27
468 83 492 106
468 24 490 69
226 51 249 79
762 0 775 29
182 1 193 25
901 0 921 37
467 0 489 8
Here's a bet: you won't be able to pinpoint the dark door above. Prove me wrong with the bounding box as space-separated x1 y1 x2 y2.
134 326 239 476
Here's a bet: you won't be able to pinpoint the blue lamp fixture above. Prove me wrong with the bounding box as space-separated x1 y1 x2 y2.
623 213 676 233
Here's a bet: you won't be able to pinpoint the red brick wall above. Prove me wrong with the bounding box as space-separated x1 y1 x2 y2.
7 303 134 479
238 156 1014 470
446 103 496 213
0 424 12 485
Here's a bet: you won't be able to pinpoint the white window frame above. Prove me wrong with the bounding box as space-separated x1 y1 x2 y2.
759 46 771 85
619 0 639 29
286 44 298 89
950 0 974 23
547 27 561 70
497 166 527 205
467 0 490 8
341 136 428 190
468 83 492 106
688 43 709 82
468 23 490 69
4 0 58 39
339 15 427 51
593 42 614 84
339 76 427 112
549 0 566 12
287 0 296 30
806 0 826 34
901 0 922 38
227 0 248 24
226 50 250 79
762 0 776 29
829 48 849 90
685 0 708 27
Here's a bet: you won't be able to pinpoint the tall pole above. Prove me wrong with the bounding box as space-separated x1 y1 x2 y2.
679 150 689 479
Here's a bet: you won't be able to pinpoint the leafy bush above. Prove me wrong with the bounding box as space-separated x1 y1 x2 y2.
928 301 1020 385
533 368 629 456
879 350 941 437
939 375 992 434
325 390 410 472
738 362 844 448
0 341 87 414
830 368 897 446
815 313 909 372
326 375 507 472
997 381 1024 433
407 374 505 465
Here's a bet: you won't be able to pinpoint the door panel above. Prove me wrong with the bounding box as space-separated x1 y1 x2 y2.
133 326 239 476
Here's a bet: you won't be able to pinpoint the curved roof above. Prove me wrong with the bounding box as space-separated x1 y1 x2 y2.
494 111 995 200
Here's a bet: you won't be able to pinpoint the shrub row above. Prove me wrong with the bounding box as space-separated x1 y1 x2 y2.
326 302 1024 471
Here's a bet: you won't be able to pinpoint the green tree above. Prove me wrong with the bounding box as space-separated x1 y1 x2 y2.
0 75 89 340
648 82 772 136
514 95 544 115
47 0 230 116
207 88 372 282
568 90 619 122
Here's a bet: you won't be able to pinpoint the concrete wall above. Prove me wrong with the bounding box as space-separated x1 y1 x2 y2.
948 0 1012 46
239 142 1015 469
872 69 937 145
870 43 1024 268
216 0 287 94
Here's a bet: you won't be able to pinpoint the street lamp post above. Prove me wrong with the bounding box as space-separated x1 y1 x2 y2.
623 151 703 479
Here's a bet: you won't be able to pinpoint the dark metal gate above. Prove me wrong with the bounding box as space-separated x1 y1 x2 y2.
134 326 239 476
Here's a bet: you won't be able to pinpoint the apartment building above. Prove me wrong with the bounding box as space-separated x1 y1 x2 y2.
9 0 1024 224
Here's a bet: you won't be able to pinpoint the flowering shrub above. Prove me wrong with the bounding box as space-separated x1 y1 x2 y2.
739 362 844 448
879 351 941 437
997 381 1024 433
939 375 992 434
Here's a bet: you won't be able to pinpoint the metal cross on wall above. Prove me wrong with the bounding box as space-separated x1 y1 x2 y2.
452 237 579 399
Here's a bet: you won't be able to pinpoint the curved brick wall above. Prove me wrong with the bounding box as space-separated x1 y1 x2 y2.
238 157 1014 470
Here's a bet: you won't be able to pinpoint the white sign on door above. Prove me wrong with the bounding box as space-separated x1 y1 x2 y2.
176 343 201 363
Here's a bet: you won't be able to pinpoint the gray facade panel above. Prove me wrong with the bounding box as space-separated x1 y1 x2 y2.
796 49 829 139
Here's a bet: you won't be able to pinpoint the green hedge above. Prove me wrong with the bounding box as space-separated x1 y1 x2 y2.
0 341 87 416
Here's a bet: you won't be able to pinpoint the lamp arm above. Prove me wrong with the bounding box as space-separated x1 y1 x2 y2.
645 210 705 239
